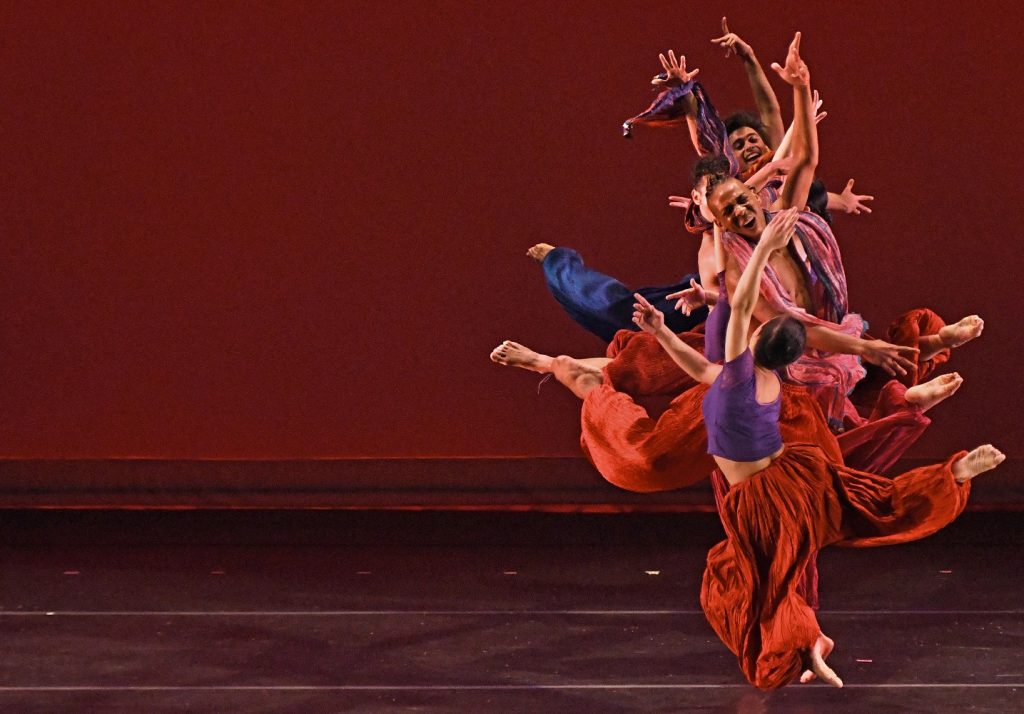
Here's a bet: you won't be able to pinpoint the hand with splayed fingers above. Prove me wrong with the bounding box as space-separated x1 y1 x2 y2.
666 279 707 316
834 179 874 215
651 49 700 88
770 32 809 87
632 293 665 334
812 89 827 124
710 17 754 61
760 207 800 252
860 340 919 377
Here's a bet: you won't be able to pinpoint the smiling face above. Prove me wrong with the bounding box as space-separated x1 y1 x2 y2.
707 177 767 238
728 127 768 171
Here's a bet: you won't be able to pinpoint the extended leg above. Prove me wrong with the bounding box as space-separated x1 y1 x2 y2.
490 341 605 399
534 245 707 342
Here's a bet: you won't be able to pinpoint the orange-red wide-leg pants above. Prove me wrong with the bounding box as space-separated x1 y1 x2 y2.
700 443 969 690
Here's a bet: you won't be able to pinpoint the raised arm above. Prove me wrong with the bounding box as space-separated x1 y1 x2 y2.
774 89 824 160
649 52 739 171
770 33 817 210
633 293 720 385
711 17 784 147
725 209 800 361
652 51 703 153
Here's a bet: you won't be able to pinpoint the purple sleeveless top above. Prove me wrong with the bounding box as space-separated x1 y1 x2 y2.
702 349 783 461
703 271 730 363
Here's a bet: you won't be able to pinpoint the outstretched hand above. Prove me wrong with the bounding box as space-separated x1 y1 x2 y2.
860 340 918 377
760 207 800 252
770 32 810 86
835 179 874 214
632 293 666 333
813 89 827 124
710 17 753 60
652 49 700 87
668 195 693 211
666 279 706 315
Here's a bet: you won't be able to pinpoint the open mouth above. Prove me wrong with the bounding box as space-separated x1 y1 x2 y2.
743 148 762 162
739 215 757 231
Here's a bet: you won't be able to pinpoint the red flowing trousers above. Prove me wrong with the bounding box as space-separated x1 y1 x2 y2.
581 308 950 490
700 443 969 690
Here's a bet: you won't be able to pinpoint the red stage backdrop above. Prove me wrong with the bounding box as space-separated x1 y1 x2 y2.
0 1 1021 459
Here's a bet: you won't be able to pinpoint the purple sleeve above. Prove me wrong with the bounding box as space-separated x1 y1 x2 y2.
720 349 755 389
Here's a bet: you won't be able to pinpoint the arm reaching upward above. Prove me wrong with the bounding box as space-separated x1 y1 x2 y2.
711 17 784 147
651 50 703 152
725 209 800 361
771 33 817 210
774 89 825 160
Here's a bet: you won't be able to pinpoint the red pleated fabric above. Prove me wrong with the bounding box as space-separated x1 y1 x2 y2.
581 383 840 493
837 380 930 474
701 443 969 690
852 308 949 412
580 382 714 493
887 308 950 385
603 330 704 397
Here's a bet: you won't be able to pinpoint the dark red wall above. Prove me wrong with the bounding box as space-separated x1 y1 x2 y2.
1 1 1021 458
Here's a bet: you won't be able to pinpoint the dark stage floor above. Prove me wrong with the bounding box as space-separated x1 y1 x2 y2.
0 510 1021 713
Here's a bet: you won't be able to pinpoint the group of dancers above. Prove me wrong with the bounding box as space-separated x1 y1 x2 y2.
490 21 1005 690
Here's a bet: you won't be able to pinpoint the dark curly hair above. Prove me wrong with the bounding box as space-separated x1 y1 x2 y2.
691 154 731 184
754 316 806 370
724 111 770 145
703 171 737 200
807 179 833 226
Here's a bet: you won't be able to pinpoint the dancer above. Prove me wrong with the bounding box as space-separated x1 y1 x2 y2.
527 154 732 341
632 207 1003 689
534 20 871 344
493 221 959 612
648 32 983 430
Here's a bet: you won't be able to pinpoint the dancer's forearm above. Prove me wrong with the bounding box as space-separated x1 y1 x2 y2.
654 325 717 384
729 243 772 319
723 242 773 361
805 325 864 355
742 54 784 147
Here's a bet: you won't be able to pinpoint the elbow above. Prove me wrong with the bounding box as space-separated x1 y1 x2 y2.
698 366 718 386
731 297 756 316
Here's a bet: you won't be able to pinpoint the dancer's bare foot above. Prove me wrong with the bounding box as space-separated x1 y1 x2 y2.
800 633 842 687
489 340 554 373
904 373 963 412
939 315 984 348
527 243 556 263
799 632 834 683
952 444 1005 484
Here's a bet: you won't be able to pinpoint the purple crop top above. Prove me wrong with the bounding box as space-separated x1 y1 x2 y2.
703 271 730 363
702 349 783 461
